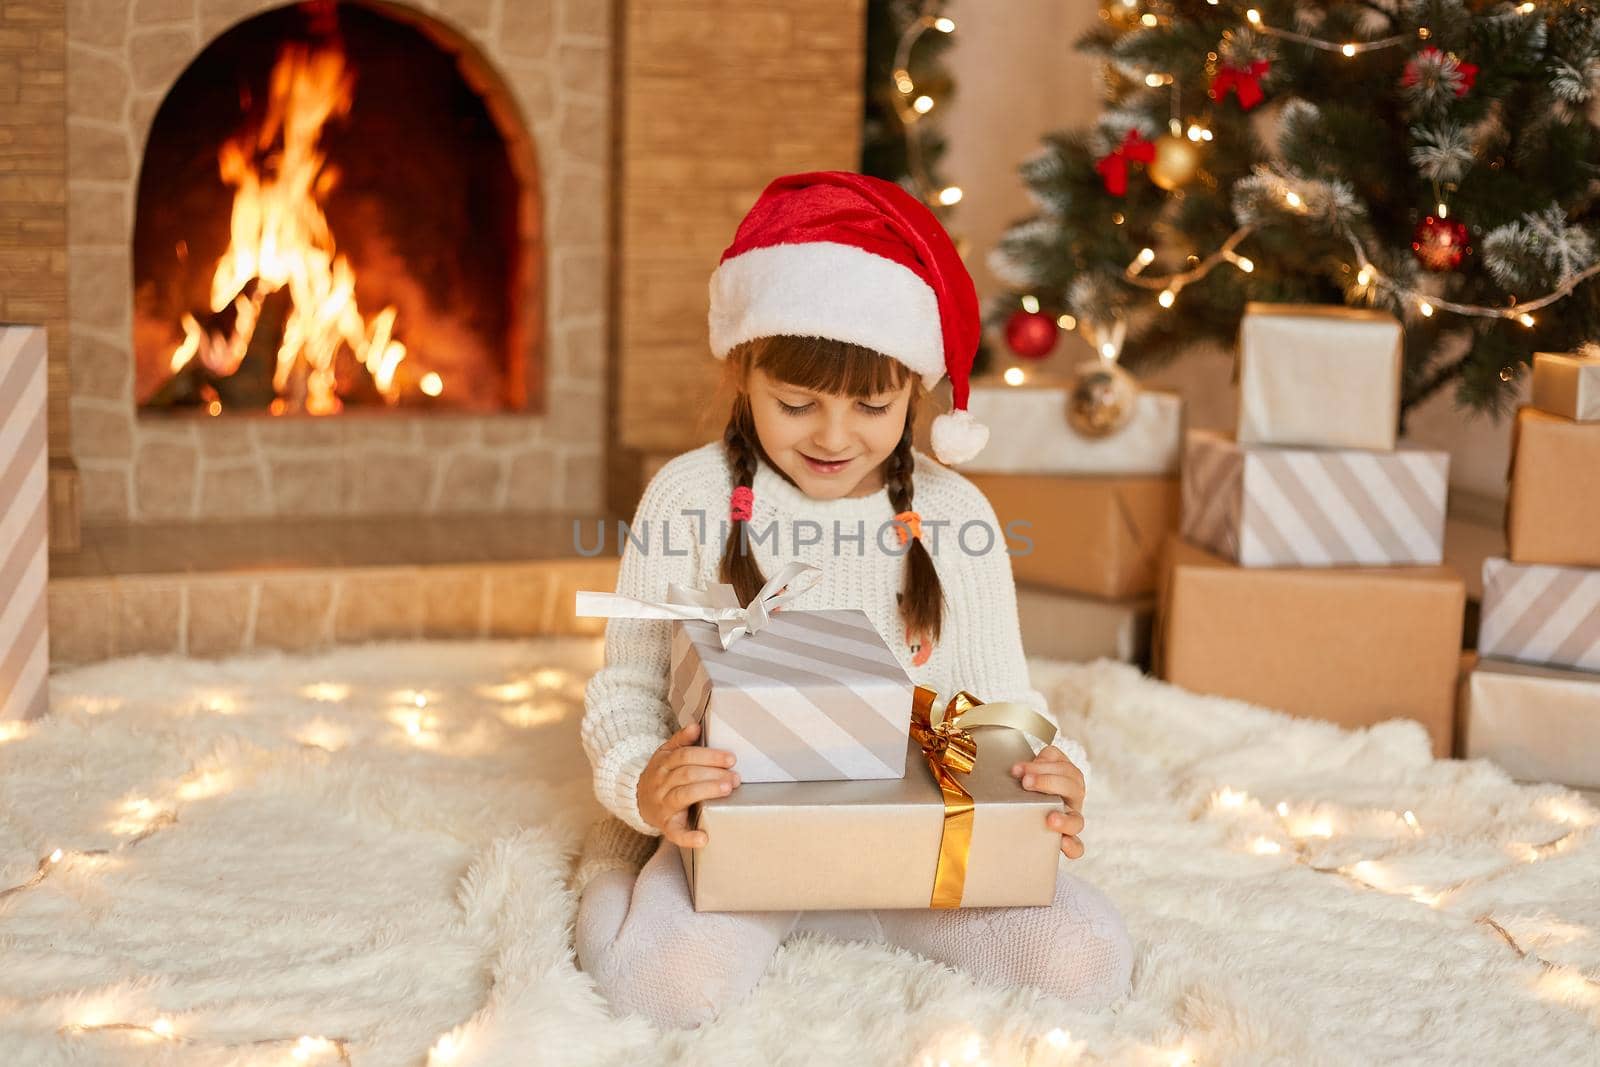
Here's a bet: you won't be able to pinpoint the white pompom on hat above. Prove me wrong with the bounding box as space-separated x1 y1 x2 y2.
707 170 989 465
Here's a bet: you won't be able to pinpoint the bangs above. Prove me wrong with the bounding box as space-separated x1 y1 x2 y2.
744 335 914 398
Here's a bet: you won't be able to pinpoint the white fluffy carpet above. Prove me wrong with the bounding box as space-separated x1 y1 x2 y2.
2 639 1598 1066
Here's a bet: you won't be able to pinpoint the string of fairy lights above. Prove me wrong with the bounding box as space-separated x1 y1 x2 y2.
0 684 516 1064
888 1 964 212
5 680 1598 1061
1017 0 1590 350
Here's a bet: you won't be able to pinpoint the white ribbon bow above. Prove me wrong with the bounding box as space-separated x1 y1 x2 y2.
573 561 824 650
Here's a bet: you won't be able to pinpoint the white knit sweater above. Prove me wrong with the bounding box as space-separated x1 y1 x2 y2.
580 441 1090 835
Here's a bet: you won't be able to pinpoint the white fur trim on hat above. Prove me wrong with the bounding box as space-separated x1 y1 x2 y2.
709 241 946 385
931 408 989 465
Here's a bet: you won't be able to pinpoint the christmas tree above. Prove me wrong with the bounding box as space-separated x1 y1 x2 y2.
988 0 1600 423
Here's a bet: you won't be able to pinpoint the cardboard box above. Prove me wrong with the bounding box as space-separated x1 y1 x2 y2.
1507 407 1600 567
668 608 914 783
968 472 1180 599
1531 351 1600 422
1017 586 1153 665
961 379 1184 475
1478 557 1600 674
682 732 1062 911
1236 303 1403 451
0 325 50 722
1462 658 1600 789
1155 536 1464 756
1181 431 1449 567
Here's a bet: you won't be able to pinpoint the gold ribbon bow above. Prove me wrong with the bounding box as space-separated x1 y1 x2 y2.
909 685 1058 909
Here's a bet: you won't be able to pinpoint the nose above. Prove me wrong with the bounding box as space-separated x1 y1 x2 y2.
812 411 852 455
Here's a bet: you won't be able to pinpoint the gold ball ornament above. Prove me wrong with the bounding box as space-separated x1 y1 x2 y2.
1066 359 1139 437
1148 134 1202 191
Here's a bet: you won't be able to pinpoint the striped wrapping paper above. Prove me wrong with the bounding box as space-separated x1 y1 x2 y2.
1181 431 1449 567
1 326 49 722
1479 558 1600 674
668 607 913 782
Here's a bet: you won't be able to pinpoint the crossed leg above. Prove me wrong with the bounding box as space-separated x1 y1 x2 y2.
574 838 799 1030
875 867 1134 1008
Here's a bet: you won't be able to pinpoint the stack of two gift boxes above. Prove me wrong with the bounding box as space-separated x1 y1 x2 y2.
948 376 1185 667
1156 304 1465 757
654 601 1065 912
1462 350 1600 790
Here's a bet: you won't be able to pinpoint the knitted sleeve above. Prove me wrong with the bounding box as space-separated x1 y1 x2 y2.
580 456 708 835
943 480 1093 793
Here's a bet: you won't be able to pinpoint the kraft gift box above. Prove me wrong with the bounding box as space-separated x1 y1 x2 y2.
669 608 913 783
1016 586 1153 666
1155 536 1464 757
1181 431 1449 567
1236 303 1404 451
1530 351 1600 422
681 731 1062 912
960 379 1184 475
966 472 1179 599
1506 407 1600 567
1461 659 1600 789
1478 558 1600 674
1 325 50 722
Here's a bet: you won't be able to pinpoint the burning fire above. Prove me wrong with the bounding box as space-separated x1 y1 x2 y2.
169 43 425 414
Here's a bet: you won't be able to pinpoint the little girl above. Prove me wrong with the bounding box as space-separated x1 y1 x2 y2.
573 171 1133 1029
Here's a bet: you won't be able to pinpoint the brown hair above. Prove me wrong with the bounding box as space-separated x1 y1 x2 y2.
705 334 946 646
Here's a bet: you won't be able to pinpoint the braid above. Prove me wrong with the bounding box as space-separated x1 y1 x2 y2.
889 395 945 646
719 393 769 607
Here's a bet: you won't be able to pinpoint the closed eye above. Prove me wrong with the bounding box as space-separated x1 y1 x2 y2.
777 400 892 416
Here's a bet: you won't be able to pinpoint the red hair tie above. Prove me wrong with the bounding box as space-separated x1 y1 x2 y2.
730 485 754 523
894 510 923 546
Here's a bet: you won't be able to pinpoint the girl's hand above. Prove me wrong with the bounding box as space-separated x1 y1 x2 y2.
637 721 739 849
1012 745 1087 859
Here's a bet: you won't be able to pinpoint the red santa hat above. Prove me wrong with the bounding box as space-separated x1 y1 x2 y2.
707 170 989 465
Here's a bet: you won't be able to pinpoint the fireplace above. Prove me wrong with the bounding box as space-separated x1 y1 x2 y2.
54 0 609 523
133 2 528 417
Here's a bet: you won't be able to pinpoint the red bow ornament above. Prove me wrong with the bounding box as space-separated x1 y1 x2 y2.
1095 129 1156 197
1210 59 1272 110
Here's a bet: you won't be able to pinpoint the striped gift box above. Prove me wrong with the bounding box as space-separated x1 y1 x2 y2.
1181 431 1449 567
668 607 913 782
1 325 49 722
1479 558 1600 674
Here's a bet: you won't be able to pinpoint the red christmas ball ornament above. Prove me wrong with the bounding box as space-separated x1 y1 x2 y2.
1004 309 1059 359
1411 215 1472 272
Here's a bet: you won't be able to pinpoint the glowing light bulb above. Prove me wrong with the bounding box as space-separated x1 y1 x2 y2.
934 16 955 32
414 693 428 709
1341 43 1357 57
48 848 64 864
1021 294 1040 313
1518 313 1536 327
1236 255 1255 273
151 1018 173 1037
1045 1029 1072 1048
1100 342 1117 360
1437 202 1449 218
1056 313 1077 330
1357 267 1373 286
1403 810 1420 831
420 372 443 397
1003 367 1025 386
1158 288 1177 308
1145 73 1164 87
1251 837 1282 855
1136 247 1156 266
1246 8 1261 24
1217 787 1248 808
937 185 963 206
913 95 935 114
1284 190 1303 208
893 69 914 93
1517 1 1535 11
1276 801 1289 817
1419 300 1434 317
1141 12 1158 25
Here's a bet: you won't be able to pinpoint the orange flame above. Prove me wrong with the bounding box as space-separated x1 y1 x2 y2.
172 43 416 414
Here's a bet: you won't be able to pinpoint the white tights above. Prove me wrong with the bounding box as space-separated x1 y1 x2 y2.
575 840 1134 1030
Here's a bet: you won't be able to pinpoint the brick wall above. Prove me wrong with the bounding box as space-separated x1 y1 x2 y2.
611 0 865 501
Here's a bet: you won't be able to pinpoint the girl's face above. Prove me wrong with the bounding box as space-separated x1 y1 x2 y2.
748 365 914 500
